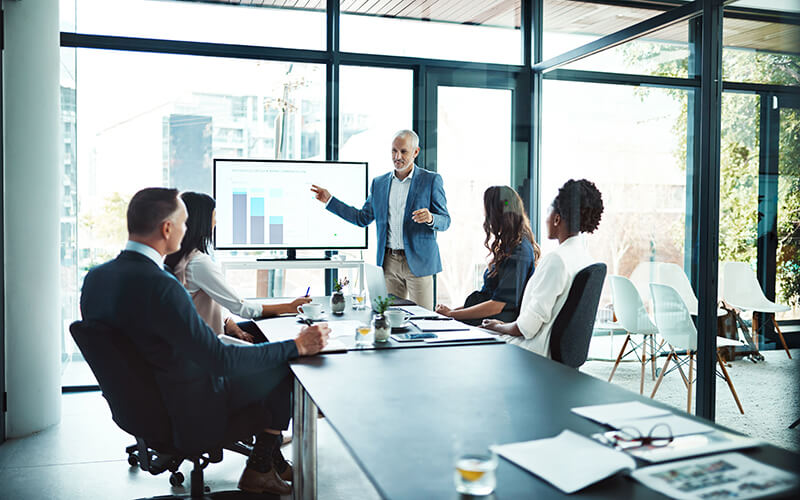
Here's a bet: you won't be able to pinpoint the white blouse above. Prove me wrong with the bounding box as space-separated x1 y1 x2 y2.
176 250 262 333
501 235 596 358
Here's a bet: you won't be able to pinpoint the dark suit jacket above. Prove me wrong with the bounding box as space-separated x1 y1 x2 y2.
80 250 298 451
326 166 450 277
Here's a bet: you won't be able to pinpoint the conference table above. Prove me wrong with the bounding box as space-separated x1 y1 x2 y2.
255 302 800 499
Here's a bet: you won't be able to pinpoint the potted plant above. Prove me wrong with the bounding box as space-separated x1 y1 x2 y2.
371 295 394 342
330 276 349 315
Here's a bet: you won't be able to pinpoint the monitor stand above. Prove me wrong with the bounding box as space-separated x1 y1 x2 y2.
257 249 332 261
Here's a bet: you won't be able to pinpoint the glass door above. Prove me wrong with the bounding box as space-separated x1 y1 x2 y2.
775 96 799 324
423 70 518 307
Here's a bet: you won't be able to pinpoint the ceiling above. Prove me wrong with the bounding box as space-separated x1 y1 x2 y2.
180 0 800 54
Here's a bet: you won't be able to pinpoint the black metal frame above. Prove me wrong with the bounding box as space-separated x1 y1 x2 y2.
0 3 6 444
56 1 800 420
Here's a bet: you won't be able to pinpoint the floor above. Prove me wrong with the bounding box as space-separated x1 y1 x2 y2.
1 341 797 499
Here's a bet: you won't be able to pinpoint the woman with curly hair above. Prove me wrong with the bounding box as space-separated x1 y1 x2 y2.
482 179 604 358
435 186 539 325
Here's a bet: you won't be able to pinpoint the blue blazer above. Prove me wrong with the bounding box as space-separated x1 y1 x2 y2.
80 251 298 452
327 166 450 277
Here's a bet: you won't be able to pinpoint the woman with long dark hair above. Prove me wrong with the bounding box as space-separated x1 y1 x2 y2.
435 185 539 325
482 179 604 358
165 192 310 342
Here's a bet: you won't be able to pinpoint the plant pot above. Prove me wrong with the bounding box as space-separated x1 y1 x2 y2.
372 314 391 342
330 292 346 315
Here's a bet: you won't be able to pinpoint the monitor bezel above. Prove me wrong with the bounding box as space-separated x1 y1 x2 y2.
212 158 369 251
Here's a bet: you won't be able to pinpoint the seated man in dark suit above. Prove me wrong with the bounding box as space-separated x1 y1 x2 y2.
80 187 330 495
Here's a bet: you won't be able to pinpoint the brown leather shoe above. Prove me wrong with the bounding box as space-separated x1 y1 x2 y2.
238 466 292 495
277 460 293 482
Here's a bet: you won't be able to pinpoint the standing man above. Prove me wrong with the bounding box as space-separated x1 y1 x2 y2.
311 130 450 309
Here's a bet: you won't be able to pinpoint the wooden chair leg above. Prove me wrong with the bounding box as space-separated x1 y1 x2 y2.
717 351 744 414
608 334 630 383
772 316 792 359
687 351 694 414
673 349 690 390
640 336 647 395
651 351 674 399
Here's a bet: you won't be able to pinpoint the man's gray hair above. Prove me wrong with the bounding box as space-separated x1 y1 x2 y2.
393 129 419 149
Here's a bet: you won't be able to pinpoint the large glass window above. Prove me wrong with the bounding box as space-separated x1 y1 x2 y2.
340 0 521 64
62 0 326 50
61 49 325 385
541 80 689 307
338 65 414 288
435 86 513 307
777 106 800 320
722 16 800 87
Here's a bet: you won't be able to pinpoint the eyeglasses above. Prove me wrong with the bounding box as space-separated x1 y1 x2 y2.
606 423 674 449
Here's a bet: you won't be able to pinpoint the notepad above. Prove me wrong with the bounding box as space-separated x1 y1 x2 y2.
572 401 671 425
411 319 470 332
422 329 497 343
253 317 348 354
492 430 636 494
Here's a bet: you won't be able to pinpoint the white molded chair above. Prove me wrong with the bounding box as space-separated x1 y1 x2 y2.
721 262 791 359
656 262 727 318
649 283 744 414
608 275 660 395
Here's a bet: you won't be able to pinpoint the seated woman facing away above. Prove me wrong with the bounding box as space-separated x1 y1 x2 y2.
164 192 311 343
435 185 539 326
481 179 604 358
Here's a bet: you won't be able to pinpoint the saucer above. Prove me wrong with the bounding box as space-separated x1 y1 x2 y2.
390 321 411 331
297 313 327 323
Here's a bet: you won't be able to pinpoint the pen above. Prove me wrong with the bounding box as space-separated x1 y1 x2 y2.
305 286 310 297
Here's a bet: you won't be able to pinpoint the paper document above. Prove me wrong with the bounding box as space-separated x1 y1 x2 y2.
423 328 497 343
412 319 470 332
218 334 251 346
253 317 347 354
395 305 446 319
618 430 762 463
606 414 715 437
572 401 671 425
492 430 636 494
631 452 798 499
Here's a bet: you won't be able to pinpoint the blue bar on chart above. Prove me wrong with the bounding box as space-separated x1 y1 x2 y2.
232 190 247 244
250 196 265 244
269 216 284 244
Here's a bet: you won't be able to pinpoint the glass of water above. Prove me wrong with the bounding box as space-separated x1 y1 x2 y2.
453 448 498 496
354 323 373 348
352 289 367 310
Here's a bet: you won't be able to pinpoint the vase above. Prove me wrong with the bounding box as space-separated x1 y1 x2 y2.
372 314 391 342
330 292 346 315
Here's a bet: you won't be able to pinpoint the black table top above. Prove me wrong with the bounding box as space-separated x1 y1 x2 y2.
291 343 800 499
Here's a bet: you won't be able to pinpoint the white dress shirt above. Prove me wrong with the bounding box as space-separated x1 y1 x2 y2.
501 235 596 358
181 251 262 320
125 240 164 269
387 165 414 250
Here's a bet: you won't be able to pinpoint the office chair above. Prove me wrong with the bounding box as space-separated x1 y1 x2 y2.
69 320 259 499
550 263 607 368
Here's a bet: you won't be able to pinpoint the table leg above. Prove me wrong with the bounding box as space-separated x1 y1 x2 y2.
293 379 318 500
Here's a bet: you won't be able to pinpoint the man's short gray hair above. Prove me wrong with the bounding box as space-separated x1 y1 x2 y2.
393 129 419 149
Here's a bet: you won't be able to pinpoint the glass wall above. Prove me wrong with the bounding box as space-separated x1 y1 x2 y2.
777 106 800 320
722 16 800 87
63 0 326 50
435 86 513 307
337 65 414 289
541 80 689 307
340 0 521 64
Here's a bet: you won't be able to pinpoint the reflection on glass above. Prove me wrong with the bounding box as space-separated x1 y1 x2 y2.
340 0 521 64
435 86 512 307
541 80 688 307
338 65 413 270
777 107 800 320
69 0 326 50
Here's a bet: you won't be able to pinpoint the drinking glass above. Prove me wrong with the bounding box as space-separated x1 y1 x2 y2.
354 323 373 348
352 289 367 310
453 446 498 495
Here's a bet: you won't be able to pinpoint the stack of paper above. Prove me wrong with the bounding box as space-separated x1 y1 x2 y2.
253 317 348 353
492 430 636 494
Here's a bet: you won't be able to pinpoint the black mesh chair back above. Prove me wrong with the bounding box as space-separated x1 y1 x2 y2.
550 263 608 368
69 320 171 444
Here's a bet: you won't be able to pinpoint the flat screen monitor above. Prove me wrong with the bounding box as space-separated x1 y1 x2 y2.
213 159 368 250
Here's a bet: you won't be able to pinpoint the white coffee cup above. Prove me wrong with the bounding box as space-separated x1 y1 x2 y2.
298 303 323 319
384 309 410 327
